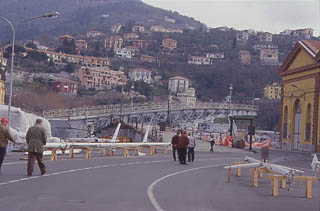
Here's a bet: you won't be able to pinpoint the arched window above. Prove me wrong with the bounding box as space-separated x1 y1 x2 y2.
305 104 312 141
283 106 288 138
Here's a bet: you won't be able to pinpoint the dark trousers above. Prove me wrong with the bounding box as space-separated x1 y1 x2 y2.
210 142 215 152
172 147 177 161
0 147 6 173
188 147 195 162
27 152 46 176
178 148 187 164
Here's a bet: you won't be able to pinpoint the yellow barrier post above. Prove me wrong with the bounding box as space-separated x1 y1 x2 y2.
69 148 74 158
295 176 318 199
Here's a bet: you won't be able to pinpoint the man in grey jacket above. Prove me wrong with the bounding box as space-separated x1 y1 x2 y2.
26 119 47 176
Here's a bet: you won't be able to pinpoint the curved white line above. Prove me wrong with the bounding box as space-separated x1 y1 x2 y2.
147 164 226 211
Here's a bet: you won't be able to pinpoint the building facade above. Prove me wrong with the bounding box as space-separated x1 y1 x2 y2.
239 50 251 65
278 40 320 152
77 67 127 89
128 68 152 84
264 82 281 100
50 78 78 96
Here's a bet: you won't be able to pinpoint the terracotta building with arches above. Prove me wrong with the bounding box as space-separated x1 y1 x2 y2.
278 40 320 152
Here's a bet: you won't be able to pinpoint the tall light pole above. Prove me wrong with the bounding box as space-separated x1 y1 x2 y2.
229 83 233 116
0 12 59 127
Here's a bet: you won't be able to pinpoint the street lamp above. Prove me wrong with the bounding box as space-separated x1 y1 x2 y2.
251 98 260 116
0 12 59 127
229 83 233 116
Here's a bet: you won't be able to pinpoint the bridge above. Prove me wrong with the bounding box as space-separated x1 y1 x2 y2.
43 101 257 139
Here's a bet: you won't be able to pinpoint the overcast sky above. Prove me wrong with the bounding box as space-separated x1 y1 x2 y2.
142 0 320 36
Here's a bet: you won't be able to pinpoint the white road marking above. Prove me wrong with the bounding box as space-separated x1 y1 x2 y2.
147 164 226 211
0 160 169 187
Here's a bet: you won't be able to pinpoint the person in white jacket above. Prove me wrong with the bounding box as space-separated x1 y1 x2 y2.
187 133 196 162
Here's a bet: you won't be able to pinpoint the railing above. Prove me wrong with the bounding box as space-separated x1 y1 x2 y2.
43 102 258 119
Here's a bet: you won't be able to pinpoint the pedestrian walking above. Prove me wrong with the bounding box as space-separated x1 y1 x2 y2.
171 131 180 161
187 133 196 162
177 131 189 164
26 119 47 176
0 118 15 175
209 135 215 152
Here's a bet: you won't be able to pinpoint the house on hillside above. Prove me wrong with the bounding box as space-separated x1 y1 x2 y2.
260 48 279 65
188 56 212 65
76 40 88 49
236 31 249 42
132 25 145 33
124 46 140 56
133 40 148 49
278 40 320 152
105 36 123 49
239 50 251 65
264 82 281 100
76 67 127 89
111 24 122 33
150 25 166 33
206 52 224 59
87 31 102 39
164 16 176 23
59 35 75 43
280 28 314 39
258 32 273 42
49 78 78 96
140 55 157 63
115 48 133 59
128 68 152 84
168 76 196 105
162 38 177 53
124 33 139 41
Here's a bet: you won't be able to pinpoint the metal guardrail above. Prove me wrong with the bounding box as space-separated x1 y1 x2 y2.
43 102 257 119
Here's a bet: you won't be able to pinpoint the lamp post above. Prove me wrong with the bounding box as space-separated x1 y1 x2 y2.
0 12 59 127
229 83 233 116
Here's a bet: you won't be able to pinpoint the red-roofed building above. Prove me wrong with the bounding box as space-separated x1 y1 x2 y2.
140 55 157 63
162 38 177 53
50 78 79 96
133 40 148 49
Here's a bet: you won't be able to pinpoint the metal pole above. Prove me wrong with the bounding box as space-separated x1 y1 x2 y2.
0 16 15 127
167 94 170 128
249 119 253 151
0 12 59 127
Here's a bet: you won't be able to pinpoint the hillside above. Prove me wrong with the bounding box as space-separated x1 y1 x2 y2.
0 0 202 40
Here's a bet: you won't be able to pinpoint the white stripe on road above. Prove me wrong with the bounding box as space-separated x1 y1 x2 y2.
0 160 169 187
147 164 226 211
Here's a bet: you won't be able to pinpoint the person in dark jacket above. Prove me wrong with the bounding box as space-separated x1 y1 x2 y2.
0 118 15 175
171 131 180 161
26 119 47 176
210 135 215 152
177 131 189 164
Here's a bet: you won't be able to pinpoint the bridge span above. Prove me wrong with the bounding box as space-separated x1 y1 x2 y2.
43 102 258 139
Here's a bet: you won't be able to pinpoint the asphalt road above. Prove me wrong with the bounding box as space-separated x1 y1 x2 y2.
0 150 319 211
